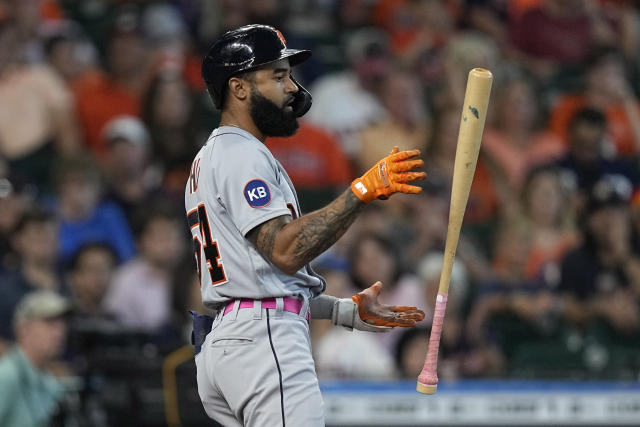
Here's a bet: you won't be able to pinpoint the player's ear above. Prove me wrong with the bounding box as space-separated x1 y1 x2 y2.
228 77 249 103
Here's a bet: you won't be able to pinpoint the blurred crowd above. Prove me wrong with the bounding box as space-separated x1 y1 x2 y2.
1 0 640 425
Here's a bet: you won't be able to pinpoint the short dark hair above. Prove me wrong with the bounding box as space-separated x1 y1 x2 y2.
568 107 607 134
67 242 118 273
586 44 625 70
347 232 402 291
131 201 181 237
211 70 257 110
52 153 101 189
11 208 54 238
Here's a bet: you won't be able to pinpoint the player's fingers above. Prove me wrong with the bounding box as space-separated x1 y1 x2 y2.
392 309 425 320
366 315 416 327
385 318 418 327
391 307 426 319
369 281 383 296
393 183 423 194
391 159 424 172
395 172 427 183
390 149 421 162
388 146 399 155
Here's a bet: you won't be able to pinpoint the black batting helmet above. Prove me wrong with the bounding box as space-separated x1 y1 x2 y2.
202 24 312 116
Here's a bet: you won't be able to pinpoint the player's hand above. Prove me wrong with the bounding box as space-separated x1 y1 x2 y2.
351 146 426 204
352 281 426 328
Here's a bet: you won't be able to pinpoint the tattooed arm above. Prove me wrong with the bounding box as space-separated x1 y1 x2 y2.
246 188 364 275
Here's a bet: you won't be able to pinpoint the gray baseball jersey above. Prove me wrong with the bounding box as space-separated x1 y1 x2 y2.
185 126 325 308
186 126 327 426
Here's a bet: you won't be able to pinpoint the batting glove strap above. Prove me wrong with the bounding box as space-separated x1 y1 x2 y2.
331 298 391 333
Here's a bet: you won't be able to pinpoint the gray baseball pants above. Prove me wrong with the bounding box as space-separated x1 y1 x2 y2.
195 298 325 426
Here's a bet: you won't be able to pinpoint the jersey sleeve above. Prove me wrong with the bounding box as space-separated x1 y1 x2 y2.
213 142 291 236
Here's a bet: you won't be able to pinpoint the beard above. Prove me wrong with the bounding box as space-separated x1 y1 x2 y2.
249 87 299 137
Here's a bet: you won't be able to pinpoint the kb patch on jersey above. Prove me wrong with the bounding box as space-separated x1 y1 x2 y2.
244 179 271 207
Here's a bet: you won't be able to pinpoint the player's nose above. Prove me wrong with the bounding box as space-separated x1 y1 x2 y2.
285 75 298 93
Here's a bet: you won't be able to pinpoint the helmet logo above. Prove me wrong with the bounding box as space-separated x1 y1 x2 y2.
275 29 287 47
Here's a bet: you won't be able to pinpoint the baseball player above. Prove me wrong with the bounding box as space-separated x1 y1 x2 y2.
186 24 426 427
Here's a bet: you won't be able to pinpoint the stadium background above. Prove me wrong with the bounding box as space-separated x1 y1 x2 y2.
0 0 640 425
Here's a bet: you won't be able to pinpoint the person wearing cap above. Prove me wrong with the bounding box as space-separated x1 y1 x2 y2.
189 24 425 426
0 290 71 427
101 115 162 224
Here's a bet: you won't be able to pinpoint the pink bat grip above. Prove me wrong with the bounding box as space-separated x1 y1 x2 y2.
418 293 448 386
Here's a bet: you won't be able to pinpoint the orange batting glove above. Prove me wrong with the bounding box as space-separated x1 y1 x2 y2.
351 146 426 204
352 281 426 328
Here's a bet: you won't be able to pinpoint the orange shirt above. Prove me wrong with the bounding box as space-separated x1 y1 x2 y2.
266 123 353 189
466 157 500 224
549 94 640 156
72 70 140 158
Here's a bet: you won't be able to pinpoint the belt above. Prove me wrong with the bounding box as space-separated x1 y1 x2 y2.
223 297 310 321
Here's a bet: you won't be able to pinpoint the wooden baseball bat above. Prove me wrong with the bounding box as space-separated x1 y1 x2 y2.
416 68 493 395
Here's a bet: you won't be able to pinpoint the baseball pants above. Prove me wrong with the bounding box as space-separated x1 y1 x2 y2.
195 298 325 426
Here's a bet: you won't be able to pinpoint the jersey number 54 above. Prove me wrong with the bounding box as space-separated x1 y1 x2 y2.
188 204 227 286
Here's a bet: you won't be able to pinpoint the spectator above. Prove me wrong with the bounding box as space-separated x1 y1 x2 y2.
356 68 430 174
43 23 97 84
66 242 118 319
141 70 204 200
315 321 398 380
0 163 32 270
266 122 354 212
426 103 499 227
559 175 640 335
394 250 504 380
101 115 163 224
0 290 71 426
465 221 564 364
0 209 63 343
53 153 136 264
549 46 640 157
0 23 81 191
435 30 500 111
482 68 565 192
372 0 456 59
306 27 390 156
463 0 513 53
71 5 150 158
554 107 638 197
313 265 398 380
400 179 449 267
509 0 614 80
519 165 578 282
348 232 427 351
104 203 186 333
3 0 49 63
394 326 429 379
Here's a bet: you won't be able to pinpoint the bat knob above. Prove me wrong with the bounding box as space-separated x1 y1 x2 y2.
416 381 438 395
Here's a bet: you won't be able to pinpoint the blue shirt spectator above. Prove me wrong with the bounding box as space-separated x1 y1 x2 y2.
58 200 135 264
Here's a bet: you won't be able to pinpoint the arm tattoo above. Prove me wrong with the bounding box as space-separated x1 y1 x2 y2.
292 189 364 264
246 215 290 261
246 189 364 271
